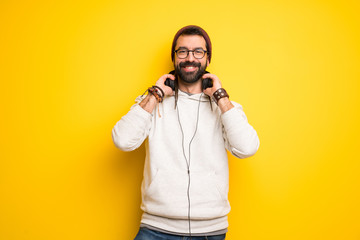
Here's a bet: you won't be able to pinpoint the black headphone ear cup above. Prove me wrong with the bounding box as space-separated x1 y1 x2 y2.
165 70 177 91
202 78 213 90
201 70 213 90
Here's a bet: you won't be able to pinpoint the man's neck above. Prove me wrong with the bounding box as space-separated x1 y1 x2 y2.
178 79 202 94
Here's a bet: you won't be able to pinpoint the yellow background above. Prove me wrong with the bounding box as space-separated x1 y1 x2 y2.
1 0 359 239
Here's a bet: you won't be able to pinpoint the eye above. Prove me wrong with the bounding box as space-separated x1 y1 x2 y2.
194 49 204 55
194 49 205 58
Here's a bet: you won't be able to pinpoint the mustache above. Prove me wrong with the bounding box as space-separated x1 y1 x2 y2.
179 62 201 68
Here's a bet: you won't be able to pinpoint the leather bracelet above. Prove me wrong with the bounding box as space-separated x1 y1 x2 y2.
152 85 164 98
153 86 164 102
213 88 229 104
148 87 163 103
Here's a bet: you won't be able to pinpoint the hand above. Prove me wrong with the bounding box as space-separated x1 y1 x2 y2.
155 74 175 97
202 73 222 97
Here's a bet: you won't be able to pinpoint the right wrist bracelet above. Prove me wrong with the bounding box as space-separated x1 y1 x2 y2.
148 86 164 103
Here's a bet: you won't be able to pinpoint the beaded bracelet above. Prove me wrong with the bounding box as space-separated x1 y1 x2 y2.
213 88 229 104
152 86 164 99
148 86 163 103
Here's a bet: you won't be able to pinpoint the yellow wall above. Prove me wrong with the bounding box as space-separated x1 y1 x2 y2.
1 0 359 239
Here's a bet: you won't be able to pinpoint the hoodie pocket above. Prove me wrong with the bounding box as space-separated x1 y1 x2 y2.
189 171 230 219
142 169 189 219
142 169 230 220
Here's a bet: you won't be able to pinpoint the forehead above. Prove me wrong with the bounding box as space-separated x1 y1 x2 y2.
175 35 207 50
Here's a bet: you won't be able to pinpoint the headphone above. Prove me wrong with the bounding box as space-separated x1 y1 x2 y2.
165 70 213 91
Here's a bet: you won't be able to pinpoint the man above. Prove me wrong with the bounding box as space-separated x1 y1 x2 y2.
112 25 260 240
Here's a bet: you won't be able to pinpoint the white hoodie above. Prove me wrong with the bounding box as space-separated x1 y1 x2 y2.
112 90 259 234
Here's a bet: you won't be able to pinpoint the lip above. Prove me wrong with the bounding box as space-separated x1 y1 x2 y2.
182 66 198 73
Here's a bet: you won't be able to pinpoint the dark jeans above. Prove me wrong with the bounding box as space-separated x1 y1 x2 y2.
134 227 226 240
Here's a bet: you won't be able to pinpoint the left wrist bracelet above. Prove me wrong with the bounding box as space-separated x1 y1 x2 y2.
213 88 229 103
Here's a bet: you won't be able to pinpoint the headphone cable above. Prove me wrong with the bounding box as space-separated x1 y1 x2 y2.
176 93 203 239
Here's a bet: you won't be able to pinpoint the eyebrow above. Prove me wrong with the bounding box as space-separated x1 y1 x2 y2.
177 46 205 50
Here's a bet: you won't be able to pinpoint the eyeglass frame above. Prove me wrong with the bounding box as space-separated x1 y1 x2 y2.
173 48 208 59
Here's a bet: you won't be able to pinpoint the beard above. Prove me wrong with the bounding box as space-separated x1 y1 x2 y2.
175 61 207 84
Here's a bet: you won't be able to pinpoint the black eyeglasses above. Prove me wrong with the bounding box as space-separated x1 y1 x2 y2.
174 48 207 59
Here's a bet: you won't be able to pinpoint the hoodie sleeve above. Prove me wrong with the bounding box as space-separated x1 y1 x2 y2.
221 102 260 159
111 96 153 152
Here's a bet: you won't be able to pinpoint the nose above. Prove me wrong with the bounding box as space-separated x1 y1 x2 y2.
185 51 195 61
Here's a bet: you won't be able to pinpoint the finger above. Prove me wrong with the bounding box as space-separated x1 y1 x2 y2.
163 74 175 80
202 73 214 79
